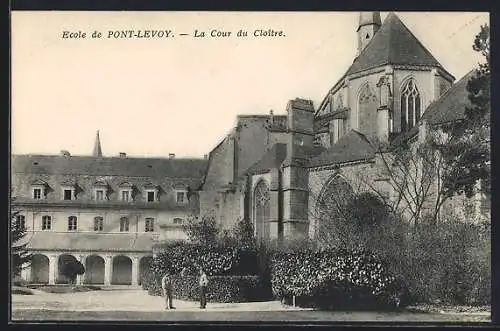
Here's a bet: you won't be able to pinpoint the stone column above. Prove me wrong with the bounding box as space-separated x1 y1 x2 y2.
131 256 140 286
104 255 113 286
48 254 58 285
268 168 280 240
20 264 31 283
76 254 86 285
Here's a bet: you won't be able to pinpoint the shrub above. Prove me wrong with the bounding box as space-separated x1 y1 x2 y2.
150 242 259 277
148 275 270 303
270 247 404 309
59 256 85 284
398 219 491 305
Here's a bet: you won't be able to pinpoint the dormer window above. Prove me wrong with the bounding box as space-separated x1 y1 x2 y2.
31 179 48 200
33 188 42 200
96 190 104 200
176 190 187 204
119 182 134 202
93 180 109 201
61 179 77 201
143 183 159 202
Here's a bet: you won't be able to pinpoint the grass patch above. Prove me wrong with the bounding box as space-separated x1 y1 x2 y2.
34 285 101 294
12 286 34 295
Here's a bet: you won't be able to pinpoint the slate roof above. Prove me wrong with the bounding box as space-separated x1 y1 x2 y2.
11 155 208 179
308 130 376 167
21 232 155 252
316 13 453 116
421 69 475 125
347 13 446 76
245 143 288 175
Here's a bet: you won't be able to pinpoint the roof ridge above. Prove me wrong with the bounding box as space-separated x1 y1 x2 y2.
390 13 443 68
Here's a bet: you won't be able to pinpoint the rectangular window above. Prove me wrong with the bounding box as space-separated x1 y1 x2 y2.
95 190 104 201
94 217 104 231
145 218 155 232
173 218 183 225
147 191 155 202
15 215 26 230
33 188 42 200
121 190 130 201
120 217 130 232
63 189 73 201
176 192 185 204
42 215 52 230
68 216 77 231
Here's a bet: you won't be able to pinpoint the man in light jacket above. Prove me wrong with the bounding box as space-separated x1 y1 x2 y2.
161 271 175 310
199 268 209 309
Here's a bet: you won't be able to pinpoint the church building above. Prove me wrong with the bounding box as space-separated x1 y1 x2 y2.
199 12 489 240
11 12 489 286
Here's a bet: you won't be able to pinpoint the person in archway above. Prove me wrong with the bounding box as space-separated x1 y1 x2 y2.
161 271 175 310
199 267 209 309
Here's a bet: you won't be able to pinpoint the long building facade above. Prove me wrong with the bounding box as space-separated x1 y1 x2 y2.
11 12 490 285
11 133 207 285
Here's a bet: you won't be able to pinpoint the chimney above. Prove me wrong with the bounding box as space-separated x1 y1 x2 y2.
60 150 71 157
168 153 175 159
119 152 127 158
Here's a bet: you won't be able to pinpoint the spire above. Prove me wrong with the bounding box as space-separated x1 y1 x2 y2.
93 130 103 157
357 12 382 54
357 12 382 31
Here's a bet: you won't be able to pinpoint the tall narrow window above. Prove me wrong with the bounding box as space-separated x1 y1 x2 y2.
33 188 42 200
42 215 52 230
147 191 155 202
95 190 104 201
401 79 421 131
121 190 130 201
145 218 155 232
176 191 185 204
94 216 104 231
120 217 130 232
68 216 78 231
15 215 26 230
63 189 73 200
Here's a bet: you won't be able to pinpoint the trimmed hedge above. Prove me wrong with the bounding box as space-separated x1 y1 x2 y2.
270 248 406 309
151 242 259 277
146 275 269 303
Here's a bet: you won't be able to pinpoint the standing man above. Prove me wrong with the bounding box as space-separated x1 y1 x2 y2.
199 268 209 309
161 271 175 310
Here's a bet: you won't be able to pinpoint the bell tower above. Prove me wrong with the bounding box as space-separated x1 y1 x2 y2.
357 12 382 55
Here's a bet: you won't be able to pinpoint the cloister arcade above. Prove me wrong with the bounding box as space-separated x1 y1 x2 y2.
22 252 153 286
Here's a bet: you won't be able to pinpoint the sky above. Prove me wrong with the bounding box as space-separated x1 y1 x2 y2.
11 11 489 158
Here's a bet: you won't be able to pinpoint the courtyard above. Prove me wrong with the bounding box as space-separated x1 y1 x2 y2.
11 287 491 323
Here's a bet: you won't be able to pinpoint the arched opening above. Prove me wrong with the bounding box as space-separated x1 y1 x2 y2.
358 83 379 136
315 176 356 246
30 254 49 284
253 180 270 241
112 255 132 285
139 256 153 286
57 254 77 284
85 255 105 285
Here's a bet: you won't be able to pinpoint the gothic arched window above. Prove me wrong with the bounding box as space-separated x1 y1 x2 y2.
400 79 421 131
253 181 270 240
